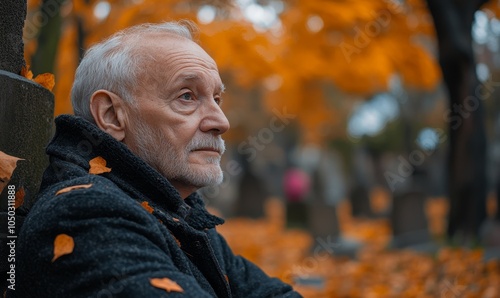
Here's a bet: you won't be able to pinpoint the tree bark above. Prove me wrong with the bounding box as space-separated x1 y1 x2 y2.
426 0 488 244
0 0 26 74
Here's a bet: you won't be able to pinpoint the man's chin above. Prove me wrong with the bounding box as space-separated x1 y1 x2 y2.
175 166 224 188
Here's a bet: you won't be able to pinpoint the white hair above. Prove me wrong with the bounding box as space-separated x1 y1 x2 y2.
71 21 196 122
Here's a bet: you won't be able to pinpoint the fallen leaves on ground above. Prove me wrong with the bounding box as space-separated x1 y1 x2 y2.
89 156 112 175
56 184 93 195
0 150 24 193
217 198 500 298
21 65 55 91
150 277 184 293
52 234 74 262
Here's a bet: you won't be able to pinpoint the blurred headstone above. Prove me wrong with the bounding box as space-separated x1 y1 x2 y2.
390 190 430 247
308 165 360 258
349 186 373 217
389 171 434 250
349 147 375 217
308 167 340 240
234 164 269 218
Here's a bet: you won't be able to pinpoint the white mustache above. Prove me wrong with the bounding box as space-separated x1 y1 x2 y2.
187 136 226 154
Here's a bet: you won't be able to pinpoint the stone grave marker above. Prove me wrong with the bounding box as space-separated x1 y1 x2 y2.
1 1 55 293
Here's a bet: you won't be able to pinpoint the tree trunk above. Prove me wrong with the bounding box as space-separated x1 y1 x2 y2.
31 0 64 75
426 0 488 244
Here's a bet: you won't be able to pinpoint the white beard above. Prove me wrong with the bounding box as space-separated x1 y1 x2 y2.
130 119 225 188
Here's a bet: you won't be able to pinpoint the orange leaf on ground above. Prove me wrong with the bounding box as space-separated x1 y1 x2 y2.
0 151 24 193
34 73 56 91
141 201 154 214
14 187 25 208
52 234 74 262
89 156 112 175
150 277 184 293
56 184 93 195
20 65 33 80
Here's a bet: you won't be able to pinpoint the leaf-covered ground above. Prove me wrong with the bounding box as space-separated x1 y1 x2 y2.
217 197 500 298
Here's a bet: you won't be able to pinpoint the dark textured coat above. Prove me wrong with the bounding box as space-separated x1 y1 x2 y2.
12 115 301 298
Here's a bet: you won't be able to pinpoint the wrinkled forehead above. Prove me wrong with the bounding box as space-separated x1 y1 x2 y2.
128 33 220 94
132 33 217 69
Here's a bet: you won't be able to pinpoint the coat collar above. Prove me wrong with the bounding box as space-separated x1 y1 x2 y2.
45 115 224 229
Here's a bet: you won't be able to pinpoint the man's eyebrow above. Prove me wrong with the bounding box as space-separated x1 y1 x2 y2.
179 74 225 92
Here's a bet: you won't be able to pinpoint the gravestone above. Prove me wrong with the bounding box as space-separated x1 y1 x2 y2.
307 165 360 258
349 185 373 217
233 167 269 218
389 171 433 250
1 0 55 294
390 190 430 247
349 147 375 217
285 148 361 257
308 167 340 241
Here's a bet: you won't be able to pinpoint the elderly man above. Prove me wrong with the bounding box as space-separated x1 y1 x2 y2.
14 22 301 297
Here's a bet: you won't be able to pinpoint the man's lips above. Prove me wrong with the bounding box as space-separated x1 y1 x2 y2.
191 148 222 154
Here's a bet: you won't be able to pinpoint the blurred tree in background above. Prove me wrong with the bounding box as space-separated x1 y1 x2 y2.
22 0 500 244
426 0 489 246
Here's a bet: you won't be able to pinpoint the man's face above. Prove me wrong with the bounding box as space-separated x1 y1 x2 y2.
124 34 230 197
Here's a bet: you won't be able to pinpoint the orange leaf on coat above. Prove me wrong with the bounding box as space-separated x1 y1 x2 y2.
141 201 154 214
89 156 112 175
150 277 184 293
52 234 74 262
56 184 93 195
14 187 25 208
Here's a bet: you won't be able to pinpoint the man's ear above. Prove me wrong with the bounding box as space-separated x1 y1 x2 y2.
89 90 127 141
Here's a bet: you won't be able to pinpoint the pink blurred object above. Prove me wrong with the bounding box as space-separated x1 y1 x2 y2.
283 168 311 202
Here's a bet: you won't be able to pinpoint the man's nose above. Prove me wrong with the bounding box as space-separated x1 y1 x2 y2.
200 100 230 135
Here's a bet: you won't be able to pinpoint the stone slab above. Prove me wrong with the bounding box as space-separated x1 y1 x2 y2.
0 69 55 208
0 0 26 73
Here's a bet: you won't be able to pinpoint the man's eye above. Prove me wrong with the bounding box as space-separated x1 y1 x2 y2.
215 97 222 105
180 93 193 101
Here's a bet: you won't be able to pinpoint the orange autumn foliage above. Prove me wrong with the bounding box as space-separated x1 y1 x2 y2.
88 156 112 175
149 277 184 293
55 183 93 195
23 0 443 143
24 0 498 142
218 199 500 298
52 234 75 262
